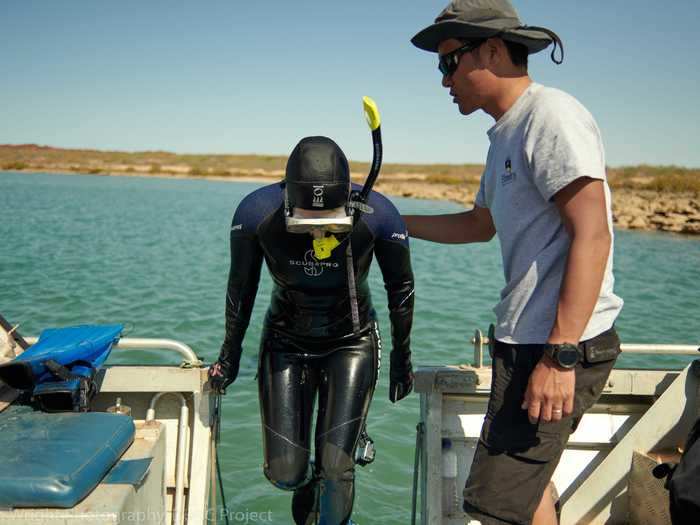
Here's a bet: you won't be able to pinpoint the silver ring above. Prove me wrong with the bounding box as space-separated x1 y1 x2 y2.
553 409 562 414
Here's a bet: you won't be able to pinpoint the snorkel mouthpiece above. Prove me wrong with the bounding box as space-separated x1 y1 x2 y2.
312 234 340 260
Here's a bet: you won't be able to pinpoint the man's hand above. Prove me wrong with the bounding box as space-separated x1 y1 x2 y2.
521 355 575 423
389 351 413 403
208 354 240 395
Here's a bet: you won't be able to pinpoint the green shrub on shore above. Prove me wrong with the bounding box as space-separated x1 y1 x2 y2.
349 161 483 179
1 146 697 195
2 161 28 170
645 173 700 193
425 173 466 185
608 165 700 194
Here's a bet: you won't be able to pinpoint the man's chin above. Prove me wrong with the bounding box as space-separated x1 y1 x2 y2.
458 103 478 116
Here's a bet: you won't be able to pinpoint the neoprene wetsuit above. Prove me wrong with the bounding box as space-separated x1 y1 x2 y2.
219 182 414 525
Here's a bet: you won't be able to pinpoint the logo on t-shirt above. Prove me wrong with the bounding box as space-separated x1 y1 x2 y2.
501 159 516 186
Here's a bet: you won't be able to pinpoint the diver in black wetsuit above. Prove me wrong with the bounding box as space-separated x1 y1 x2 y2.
209 136 415 525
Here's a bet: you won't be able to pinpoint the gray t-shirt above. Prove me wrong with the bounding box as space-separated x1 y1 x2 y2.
475 83 623 344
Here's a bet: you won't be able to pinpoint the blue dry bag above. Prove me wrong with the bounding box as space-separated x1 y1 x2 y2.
0 324 123 412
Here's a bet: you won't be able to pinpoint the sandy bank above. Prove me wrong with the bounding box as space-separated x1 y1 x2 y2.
374 179 700 235
6 167 700 235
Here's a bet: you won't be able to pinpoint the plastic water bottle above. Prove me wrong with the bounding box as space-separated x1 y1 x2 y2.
442 438 458 516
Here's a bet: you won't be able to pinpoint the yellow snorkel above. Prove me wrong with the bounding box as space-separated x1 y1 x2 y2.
311 97 382 260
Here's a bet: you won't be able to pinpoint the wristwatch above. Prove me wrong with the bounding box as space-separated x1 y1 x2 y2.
543 342 580 369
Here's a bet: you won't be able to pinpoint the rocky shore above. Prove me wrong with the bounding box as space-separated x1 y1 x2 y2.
374 179 700 235
610 190 700 234
2 144 699 235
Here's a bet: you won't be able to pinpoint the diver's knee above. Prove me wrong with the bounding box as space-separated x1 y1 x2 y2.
316 444 355 481
318 465 355 483
263 459 309 490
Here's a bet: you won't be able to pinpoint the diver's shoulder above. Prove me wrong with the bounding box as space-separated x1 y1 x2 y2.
237 182 283 210
241 182 283 203
361 189 407 241
366 188 400 215
233 182 284 224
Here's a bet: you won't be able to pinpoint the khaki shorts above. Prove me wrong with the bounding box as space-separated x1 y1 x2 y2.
463 327 621 525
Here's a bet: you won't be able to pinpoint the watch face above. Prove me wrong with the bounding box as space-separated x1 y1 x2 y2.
558 347 579 368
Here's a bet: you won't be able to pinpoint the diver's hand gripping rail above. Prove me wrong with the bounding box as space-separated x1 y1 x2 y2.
23 336 203 367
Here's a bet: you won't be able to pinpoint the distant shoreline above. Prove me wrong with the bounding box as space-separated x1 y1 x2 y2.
2 166 276 185
5 166 699 236
2 144 699 235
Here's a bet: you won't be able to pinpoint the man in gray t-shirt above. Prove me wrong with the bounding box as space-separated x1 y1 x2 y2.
476 82 623 345
404 1 623 524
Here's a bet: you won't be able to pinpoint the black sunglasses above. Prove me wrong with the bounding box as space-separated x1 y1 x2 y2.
438 40 484 77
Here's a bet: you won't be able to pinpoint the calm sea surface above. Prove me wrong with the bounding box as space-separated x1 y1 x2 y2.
1 171 699 523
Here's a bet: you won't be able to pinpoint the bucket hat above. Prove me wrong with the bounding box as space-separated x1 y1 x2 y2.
411 0 563 64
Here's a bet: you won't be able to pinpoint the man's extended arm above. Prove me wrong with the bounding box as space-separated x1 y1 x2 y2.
403 205 496 244
523 177 611 422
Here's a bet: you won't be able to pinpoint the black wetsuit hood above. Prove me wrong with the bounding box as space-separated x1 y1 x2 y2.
285 136 350 211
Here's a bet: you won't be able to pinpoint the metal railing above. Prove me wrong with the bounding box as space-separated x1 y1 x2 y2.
23 336 203 367
470 327 699 368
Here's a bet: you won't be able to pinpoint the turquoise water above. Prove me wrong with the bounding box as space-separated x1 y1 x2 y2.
1 171 699 523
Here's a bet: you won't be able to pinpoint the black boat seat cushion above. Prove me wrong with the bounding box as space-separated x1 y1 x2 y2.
0 409 135 508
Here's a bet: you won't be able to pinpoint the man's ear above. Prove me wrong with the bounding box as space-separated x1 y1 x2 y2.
482 37 504 67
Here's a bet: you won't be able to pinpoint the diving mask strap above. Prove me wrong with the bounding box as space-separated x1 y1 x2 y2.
347 199 373 214
345 242 361 334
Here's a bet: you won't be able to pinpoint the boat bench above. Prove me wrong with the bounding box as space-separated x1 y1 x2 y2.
0 405 134 508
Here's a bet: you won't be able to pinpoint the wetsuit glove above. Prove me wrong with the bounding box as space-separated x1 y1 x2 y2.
389 350 413 403
208 346 241 394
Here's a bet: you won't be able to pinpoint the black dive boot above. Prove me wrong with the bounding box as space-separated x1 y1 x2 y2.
292 478 318 525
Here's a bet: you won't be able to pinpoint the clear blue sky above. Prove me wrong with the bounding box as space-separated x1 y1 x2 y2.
2 1 699 168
